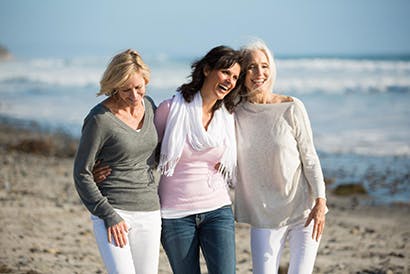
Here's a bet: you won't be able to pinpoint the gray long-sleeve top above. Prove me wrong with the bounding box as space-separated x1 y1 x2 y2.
73 96 160 228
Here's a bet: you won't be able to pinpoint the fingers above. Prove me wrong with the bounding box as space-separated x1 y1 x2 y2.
94 166 111 176
93 165 111 183
113 227 125 248
97 169 111 182
312 219 325 241
94 165 111 174
107 229 112 244
306 208 325 241
123 222 129 233
311 216 325 241
305 214 313 227
107 222 128 248
312 221 319 241
307 199 327 241
318 221 325 241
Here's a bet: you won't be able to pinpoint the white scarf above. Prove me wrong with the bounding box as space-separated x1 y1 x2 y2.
158 92 237 181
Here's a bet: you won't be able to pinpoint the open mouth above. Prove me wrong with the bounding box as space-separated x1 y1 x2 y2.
218 84 229 92
252 79 265 85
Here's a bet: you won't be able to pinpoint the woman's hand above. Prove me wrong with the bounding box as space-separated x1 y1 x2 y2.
305 197 326 241
93 160 111 183
107 220 129 248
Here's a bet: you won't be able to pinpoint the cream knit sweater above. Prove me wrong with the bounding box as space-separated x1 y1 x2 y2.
234 97 326 228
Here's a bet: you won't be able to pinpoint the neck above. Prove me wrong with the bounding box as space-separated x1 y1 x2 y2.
127 105 143 116
108 96 144 116
248 89 270 104
249 91 287 105
200 90 217 114
248 89 282 104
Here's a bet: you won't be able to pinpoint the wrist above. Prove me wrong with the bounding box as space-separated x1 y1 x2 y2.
315 197 326 205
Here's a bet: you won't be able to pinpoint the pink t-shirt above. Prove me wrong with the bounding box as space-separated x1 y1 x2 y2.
155 99 232 215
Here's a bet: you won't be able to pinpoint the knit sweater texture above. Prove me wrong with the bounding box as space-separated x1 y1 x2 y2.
234 97 326 228
73 96 160 228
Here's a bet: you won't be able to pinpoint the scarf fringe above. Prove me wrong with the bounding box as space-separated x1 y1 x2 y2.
217 162 236 183
158 154 181 177
159 154 236 183
158 92 237 181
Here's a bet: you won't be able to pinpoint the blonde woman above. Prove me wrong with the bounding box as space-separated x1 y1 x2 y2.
234 40 327 274
73 49 161 274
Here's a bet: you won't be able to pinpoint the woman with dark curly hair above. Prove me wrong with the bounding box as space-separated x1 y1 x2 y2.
155 45 242 274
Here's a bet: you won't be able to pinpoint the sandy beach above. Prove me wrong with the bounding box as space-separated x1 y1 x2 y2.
0 122 409 274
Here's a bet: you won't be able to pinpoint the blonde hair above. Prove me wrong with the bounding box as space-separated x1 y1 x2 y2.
98 49 150 96
240 39 277 95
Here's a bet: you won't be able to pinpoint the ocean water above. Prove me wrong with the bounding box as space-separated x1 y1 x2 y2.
0 55 409 204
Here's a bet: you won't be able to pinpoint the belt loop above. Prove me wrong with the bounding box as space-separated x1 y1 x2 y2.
195 214 202 226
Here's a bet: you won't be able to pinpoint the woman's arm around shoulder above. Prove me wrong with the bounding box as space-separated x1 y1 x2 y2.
154 98 173 142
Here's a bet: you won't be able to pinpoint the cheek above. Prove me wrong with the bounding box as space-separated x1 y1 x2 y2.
216 73 225 82
118 92 128 100
210 75 222 86
245 76 252 87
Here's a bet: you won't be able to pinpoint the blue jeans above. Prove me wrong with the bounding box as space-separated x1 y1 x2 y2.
161 205 236 274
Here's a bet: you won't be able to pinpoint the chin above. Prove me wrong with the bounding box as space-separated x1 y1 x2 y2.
217 91 230 99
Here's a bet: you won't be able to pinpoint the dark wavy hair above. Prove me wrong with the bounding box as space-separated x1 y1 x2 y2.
177 45 243 113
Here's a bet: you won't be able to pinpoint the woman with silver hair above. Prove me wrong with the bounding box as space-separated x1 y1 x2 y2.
234 39 327 274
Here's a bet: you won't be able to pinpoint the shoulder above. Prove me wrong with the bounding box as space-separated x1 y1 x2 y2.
289 97 311 124
144 95 157 110
143 96 157 118
83 103 113 130
289 96 307 111
156 98 173 114
154 98 174 126
85 103 108 122
279 94 294 103
88 103 105 115
290 96 303 105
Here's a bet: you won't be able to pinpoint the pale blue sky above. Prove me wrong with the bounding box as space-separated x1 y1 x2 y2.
1 0 409 58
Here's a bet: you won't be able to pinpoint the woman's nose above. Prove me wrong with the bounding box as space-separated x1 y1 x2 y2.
255 66 263 75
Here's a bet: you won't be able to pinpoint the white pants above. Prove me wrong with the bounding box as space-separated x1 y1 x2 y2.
91 209 161 274
250 219 320 274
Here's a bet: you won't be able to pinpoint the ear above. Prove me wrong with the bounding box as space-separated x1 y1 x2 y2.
203 65 210 77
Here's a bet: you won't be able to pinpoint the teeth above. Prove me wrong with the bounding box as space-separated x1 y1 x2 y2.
253 79 264 84
219 84 228 91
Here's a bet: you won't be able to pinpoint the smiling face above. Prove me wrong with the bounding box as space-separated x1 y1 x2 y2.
116 72 146 107
201 63 241 101
245 49 271 92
